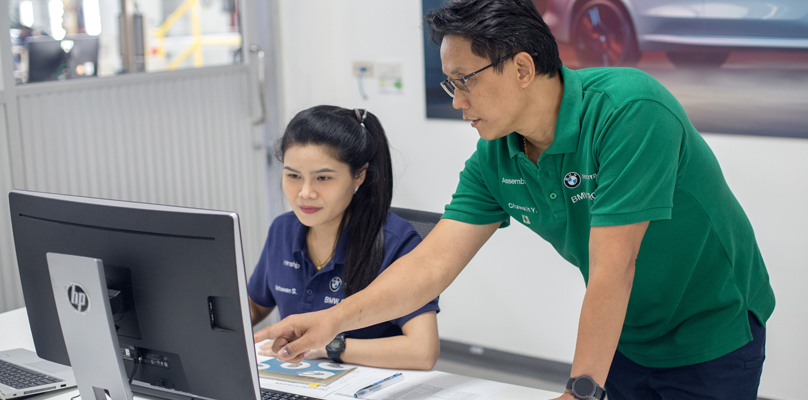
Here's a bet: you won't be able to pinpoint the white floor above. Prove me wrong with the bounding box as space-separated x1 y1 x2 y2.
433 358 567 395
435 359 775 400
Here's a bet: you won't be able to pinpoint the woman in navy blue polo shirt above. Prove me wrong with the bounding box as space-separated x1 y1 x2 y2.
247 105 440 370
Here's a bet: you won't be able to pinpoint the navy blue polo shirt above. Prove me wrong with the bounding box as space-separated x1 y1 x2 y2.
248 211 440 339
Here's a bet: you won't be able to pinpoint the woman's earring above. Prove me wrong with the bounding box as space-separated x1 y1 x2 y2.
354 186 360 194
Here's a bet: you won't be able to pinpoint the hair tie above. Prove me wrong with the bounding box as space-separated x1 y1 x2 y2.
354 108 368 127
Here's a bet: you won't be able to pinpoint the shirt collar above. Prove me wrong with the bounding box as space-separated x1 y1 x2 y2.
507 66 582 158
331 224 350 265
291 220 308 256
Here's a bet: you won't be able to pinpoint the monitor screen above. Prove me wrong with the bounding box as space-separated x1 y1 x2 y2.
9 190 261 400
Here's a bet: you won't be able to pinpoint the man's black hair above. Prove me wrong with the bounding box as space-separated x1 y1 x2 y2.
424 0 562 77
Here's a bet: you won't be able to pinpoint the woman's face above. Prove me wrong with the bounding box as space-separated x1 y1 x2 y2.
282 144 366 230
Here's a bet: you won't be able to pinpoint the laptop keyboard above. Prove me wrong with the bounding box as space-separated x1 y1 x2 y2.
1 360 317 399
0 358 63 389
261 388 321 400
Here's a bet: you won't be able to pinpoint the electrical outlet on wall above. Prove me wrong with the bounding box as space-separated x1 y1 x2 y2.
352 61 375 77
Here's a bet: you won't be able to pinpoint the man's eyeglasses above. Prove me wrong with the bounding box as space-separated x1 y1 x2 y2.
440 53 517 98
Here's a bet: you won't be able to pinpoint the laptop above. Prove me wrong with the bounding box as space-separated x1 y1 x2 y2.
0 348 77 399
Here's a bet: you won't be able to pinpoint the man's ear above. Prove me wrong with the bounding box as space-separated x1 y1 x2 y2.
514 51 536 88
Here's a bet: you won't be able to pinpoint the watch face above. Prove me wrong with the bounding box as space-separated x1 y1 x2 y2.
573 377 596 397
326 339 340 351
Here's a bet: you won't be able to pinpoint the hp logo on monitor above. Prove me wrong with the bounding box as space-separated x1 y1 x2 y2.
67 284 89 313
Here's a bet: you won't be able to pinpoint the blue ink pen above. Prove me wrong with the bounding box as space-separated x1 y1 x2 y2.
353 372 404 398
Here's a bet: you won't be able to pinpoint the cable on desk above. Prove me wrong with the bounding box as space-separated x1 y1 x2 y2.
129 350 140 384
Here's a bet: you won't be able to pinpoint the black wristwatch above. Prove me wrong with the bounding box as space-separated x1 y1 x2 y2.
566 376 606 400
326 333 346 363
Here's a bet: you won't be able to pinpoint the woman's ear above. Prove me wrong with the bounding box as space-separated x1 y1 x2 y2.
355 162 369 187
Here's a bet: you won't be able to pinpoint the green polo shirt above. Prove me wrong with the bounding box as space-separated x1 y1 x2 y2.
443 66 775 368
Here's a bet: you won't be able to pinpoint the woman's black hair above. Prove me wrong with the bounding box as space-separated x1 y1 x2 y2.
424 0 562 77
277 105 392 297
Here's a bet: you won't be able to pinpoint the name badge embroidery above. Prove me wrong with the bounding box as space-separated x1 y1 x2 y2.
275 285 297 295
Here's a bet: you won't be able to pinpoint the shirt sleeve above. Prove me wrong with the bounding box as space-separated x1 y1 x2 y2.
590 100 684 227
382 229 441 328
443 142 511 228
247 231 277 308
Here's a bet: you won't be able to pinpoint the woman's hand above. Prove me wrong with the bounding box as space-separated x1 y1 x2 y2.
303 347 327 360
257 338 317 359
257 339 278 357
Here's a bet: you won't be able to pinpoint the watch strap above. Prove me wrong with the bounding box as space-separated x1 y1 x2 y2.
592 386 605 400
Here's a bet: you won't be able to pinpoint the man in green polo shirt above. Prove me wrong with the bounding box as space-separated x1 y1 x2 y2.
256 1 775 399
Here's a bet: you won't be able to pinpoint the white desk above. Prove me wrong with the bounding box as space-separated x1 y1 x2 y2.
0 308 559 400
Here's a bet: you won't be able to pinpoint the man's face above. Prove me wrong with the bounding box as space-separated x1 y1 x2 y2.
440 35 520 141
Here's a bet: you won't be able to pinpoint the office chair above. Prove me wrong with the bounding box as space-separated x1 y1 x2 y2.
390 207 442 239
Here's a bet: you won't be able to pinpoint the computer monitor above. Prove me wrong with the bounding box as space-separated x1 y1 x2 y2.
27 35 99 83
8 190 261 400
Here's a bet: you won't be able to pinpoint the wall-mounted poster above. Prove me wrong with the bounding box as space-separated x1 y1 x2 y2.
423 0 463 120
423 0 808 139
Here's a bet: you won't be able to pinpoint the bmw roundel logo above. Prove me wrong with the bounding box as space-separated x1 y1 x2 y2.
564 172 581 189
329 277 342 292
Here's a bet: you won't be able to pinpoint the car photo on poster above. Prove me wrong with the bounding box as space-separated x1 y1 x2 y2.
540 0 808 68
422 0 808 138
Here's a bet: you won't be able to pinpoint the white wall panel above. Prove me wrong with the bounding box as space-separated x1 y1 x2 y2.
0 105 24 312
13 67 268 287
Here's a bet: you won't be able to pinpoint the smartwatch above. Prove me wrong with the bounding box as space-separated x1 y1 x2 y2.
566 376 606 400
326 333 346 363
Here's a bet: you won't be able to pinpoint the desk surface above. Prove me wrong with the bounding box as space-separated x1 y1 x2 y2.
0 308 560 400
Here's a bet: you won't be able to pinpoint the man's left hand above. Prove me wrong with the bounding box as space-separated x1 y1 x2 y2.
549 391 577 400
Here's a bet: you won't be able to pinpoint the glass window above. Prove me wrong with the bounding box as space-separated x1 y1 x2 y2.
8 0 242 84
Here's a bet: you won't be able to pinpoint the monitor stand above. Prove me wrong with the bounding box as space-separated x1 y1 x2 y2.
46 253 134 400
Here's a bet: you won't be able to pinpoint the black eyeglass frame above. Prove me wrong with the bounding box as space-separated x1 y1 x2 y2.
440 53 517 98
